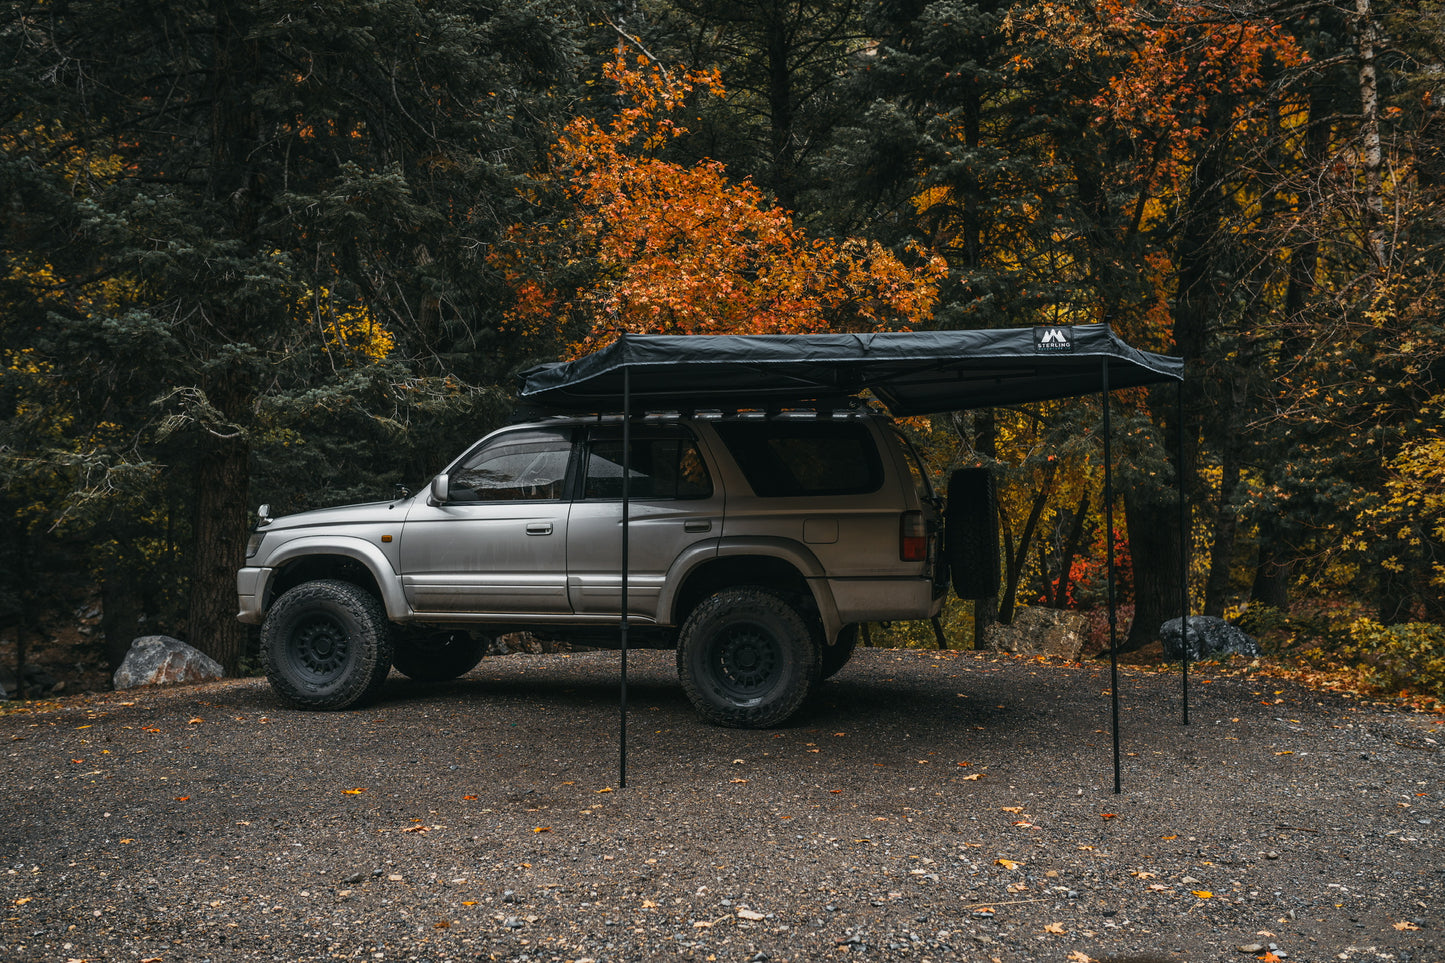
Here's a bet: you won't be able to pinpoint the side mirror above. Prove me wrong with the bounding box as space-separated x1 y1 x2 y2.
430 474 450 504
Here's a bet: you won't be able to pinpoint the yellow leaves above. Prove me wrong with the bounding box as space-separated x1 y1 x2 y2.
1043 922 1066 935
13 896 33 905
1191 890 1214 899
343 788 366 795
1068 953 1095 963
1394 921 1420 931
532 826 551 834
995 858 1023 870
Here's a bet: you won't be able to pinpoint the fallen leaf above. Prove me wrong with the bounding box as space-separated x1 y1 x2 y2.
996 858 1022 870
188 717 204 725
14 897 32 905
1191 890 1213 899
1148 883 1170 891
1068 953 1094 963
961 773 984 781
1130 871 1157 879
1394 921 1421 931
596 787 613 794
434 920 450 929
532 826 551 833
730 778 749 784
1044 922 1066 934
343 788 366 795
174 796 190 802
1101 813 1118 820
1002 806 1024 814
462 901 478 906
462 795 477 800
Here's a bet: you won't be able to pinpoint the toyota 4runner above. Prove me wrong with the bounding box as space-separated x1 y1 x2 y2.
237 407 947 727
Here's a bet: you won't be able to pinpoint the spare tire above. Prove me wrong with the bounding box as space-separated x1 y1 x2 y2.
945 467 1000 600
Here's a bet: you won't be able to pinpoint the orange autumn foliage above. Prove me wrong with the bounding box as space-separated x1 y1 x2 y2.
501 55 945 354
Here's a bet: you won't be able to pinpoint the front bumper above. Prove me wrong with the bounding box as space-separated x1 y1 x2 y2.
236 566 271 624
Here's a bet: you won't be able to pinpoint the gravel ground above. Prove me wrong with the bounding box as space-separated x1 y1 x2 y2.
1 646 1440 963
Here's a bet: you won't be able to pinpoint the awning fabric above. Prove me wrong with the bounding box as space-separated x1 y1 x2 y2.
518 324 1182 415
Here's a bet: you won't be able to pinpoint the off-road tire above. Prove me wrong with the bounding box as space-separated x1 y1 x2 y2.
820 624 860 680
946 467 1000 599
676 588 819 728
261 579 394 710
392 629 487 682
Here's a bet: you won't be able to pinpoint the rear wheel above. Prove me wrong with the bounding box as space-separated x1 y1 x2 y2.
676 588 819 728
392 629 487 682
261 579 394 710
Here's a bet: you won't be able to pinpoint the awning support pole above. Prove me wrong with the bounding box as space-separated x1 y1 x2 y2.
1103 360 1122 794
1178 379 1190 726
620 363 631 789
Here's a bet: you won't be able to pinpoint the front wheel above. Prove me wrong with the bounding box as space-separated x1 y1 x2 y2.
261 579 394 710
676 588 819 728
392 629 487 682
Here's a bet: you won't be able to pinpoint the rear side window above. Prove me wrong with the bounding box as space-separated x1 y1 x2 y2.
713 421 883 497
583 429 713 500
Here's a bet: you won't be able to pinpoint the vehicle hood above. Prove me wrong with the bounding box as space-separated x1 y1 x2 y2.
260 499 409 532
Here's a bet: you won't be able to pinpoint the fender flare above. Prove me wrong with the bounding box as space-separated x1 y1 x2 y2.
261 536 409 621
657 537 844 645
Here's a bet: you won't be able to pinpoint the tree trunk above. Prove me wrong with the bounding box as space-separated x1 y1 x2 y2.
1203 373 1247 616
1353 0 1386 269
187 437 251 672
1049 492 1090 607
999 462 1055 623
971 411 998 645
101 562 143 672
1123 487 1184 651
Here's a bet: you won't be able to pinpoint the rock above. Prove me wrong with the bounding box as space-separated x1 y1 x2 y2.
983 607 1089 660
1159 616 1261 661
112 636 224 690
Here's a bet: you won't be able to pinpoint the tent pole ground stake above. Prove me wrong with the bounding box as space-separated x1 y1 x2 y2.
1178 378 1190 726
620 361 630 789
1103 361 1122 795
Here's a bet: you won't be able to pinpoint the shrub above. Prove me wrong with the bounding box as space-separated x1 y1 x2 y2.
1344 619 1445 698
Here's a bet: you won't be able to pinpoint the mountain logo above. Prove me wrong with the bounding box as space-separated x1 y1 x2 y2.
1033 326 1074 352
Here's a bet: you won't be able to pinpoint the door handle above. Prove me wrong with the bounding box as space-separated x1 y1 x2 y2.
526 522 554 536
684 520 713 533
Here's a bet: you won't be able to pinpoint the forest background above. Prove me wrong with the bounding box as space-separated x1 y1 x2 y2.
2 0 1442 700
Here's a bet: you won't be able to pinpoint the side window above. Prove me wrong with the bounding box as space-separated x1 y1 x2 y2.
891 427 935 502
713 421 883 497
584 430 713 500
449 430 573 502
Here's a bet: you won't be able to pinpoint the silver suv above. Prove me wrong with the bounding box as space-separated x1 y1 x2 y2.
237 407 945 727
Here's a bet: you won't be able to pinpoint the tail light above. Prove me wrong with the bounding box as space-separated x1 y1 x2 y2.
900 510 928 561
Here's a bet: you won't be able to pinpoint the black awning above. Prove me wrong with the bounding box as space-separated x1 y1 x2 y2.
517 324 1182 415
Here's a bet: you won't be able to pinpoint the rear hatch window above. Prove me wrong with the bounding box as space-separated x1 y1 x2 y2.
713 421 883 497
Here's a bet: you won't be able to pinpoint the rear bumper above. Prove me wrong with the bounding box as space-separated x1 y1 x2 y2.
236 567 270 624
827 577 943 623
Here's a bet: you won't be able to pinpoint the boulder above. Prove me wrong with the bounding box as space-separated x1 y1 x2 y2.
983 607 1089 660
1159 615 1261 661
113 636 224 690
